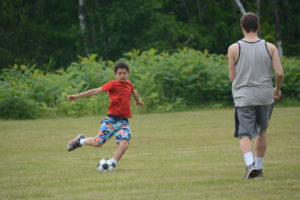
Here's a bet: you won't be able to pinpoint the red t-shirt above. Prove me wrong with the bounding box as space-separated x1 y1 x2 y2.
101 80 134 118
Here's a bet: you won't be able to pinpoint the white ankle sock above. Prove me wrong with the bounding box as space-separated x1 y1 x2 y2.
79 139 85 145
243 152 254 166
255 157 263 169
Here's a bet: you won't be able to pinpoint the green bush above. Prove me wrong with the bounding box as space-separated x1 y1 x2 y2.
0 49 299 119
127 48 232 112
0 65 42 119
281 57 300 99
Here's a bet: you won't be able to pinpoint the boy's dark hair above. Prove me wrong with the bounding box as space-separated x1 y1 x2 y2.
240 12 260 33
114 61 129 73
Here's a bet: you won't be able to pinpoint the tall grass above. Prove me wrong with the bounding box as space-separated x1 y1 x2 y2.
0 107 299 200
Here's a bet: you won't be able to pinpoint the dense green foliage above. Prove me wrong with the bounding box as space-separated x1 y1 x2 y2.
0 49 299 119
1 0 299 70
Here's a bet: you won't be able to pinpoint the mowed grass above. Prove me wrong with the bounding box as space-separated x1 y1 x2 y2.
0 107 299 200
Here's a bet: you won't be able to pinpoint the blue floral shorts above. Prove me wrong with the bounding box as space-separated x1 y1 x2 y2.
95 116 131 144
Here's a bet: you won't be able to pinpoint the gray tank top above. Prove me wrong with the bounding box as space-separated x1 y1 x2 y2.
232 39 274 107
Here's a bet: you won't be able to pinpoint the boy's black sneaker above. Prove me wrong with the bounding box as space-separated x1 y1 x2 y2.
243 163 259 179
67 134 85 151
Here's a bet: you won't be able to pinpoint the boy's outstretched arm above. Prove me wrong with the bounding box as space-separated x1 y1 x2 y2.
67 87 103 101
132 89 144 106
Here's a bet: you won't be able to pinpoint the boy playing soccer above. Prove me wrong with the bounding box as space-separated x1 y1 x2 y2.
67 61 144 167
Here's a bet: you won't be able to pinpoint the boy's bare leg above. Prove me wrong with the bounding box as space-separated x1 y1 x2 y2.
84 137 103 147
112 139 129 161
81 137 129 161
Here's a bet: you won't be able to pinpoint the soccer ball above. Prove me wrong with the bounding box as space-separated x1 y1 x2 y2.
97 158 116 172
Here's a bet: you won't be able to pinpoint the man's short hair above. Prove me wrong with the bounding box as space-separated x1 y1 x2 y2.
240 12 260 33
114 61 129 73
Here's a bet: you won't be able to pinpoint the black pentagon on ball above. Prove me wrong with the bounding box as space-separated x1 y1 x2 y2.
102 163 109 169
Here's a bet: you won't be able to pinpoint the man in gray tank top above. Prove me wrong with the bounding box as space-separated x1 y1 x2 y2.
227 13 284 179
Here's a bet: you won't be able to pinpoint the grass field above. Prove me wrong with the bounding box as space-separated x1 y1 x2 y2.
0 107 299 200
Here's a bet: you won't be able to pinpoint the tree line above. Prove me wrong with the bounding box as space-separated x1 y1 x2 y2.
0 0 299 71
1 49 299 119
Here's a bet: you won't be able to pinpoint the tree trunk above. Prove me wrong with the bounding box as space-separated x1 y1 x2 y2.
256 0 261 17
180 0 191 23
256 0 261 38
234 0 246 15
272 0 283 57
79 0 89 56
94 0 111 59
196 0 206 22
